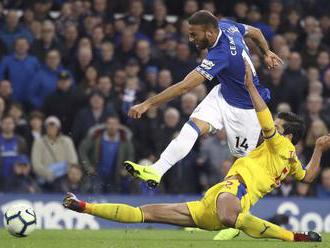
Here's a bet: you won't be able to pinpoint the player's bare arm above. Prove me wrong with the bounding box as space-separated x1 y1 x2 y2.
303 134 330 183
244 60 275 137
244 25 283 69
128 70 205 119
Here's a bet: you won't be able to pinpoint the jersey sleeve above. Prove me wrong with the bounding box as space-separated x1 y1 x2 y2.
289 158 306 181
195 49 228 81
264 131 284 152
223 19 248 36
234 22 248 36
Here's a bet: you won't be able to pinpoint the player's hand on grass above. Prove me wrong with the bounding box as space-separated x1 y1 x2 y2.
128 102 151 119
264 50 283 70
243 59 253 88
315 134 330 152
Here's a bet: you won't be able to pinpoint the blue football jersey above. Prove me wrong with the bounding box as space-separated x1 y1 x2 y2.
196 19 270 109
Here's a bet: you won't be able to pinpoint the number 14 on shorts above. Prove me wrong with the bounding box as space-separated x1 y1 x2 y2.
235 136 249 151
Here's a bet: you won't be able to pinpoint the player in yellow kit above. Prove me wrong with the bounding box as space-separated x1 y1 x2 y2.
63 61 330 242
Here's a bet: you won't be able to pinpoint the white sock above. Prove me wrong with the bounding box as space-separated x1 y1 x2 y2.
151 121 200 177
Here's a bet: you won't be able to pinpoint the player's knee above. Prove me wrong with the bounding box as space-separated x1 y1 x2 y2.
217 193 241 228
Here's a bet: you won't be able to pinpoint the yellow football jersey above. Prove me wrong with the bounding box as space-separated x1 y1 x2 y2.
226 131 306 206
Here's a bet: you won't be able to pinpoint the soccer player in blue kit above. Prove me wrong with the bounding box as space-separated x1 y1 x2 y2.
125 10 282 187
125 11 282 239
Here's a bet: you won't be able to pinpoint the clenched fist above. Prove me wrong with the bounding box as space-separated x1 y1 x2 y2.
316 134 330 152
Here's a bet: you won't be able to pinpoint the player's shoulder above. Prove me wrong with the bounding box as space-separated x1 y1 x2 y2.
219 19 239 30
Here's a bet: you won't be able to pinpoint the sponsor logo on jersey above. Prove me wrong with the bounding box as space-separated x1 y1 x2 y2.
200 59 215 70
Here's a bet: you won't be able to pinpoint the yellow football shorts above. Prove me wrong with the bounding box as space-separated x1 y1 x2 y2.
186 179 251 231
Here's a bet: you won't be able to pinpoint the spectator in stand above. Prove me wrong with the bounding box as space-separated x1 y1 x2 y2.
131 95 160 161
0 79 13 107
29 20 42 41
135 40 159 78
43 71 78 134
317 50 330 81
264 67 290 112
75 65 98 108
31 20 62 63
97 41 120 76
25 111 44 155
20 8 35 27
308 81 323 96
232 1 248 23
0 10 33 52
180 92 198 122
246 5 273 41
8 102 29 140
271 34 287 55
114 29 136 64
4 155 40 193
72 90 116 146
303 94 330 129
31 0 54 22
92 0 113 23
155 107 181 157
283 52 309 112
149 1 168 36
268 12 281 34
0 37 40 103
32 116 78 189
121 0 150 35
91 25 105 54
61 23 79 67
156 69 172 93
30 50 70 109
301 33 324 68
97 75 120 110
305 119 329 160
144 66 159 92
307 66 320 83
0 115 27 189
55 2 78 36
198 129 231 186
317 168 330 198
70 47 95 83
182 0 199 19
201 0 216 15
166 43 197 82
54 164 90 193
113 69 127 97
79 116 135 193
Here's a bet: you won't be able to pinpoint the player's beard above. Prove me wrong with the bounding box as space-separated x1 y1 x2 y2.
196 38 209 50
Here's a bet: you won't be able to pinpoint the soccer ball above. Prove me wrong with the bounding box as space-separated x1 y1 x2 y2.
3 204 37 237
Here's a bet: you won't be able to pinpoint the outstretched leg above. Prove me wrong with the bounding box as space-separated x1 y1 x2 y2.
216 192 321 242
63 193 196 227
124 118 210 188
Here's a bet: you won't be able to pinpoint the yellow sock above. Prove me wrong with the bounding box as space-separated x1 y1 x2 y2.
84 203 144 223
235 213 294 241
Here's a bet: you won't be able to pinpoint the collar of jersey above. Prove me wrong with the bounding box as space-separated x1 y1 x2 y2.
210 28 222 49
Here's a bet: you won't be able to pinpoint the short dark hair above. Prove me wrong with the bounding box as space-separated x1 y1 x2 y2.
188 10 218 28
277 112 305 145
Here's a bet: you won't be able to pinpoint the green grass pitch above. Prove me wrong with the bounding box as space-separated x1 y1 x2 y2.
1 229 328 248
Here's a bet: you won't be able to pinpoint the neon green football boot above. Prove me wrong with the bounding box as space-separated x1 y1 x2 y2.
124 161 161 188
213 228 240 240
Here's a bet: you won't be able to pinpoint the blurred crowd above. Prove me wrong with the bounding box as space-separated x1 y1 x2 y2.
0 0 329 197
